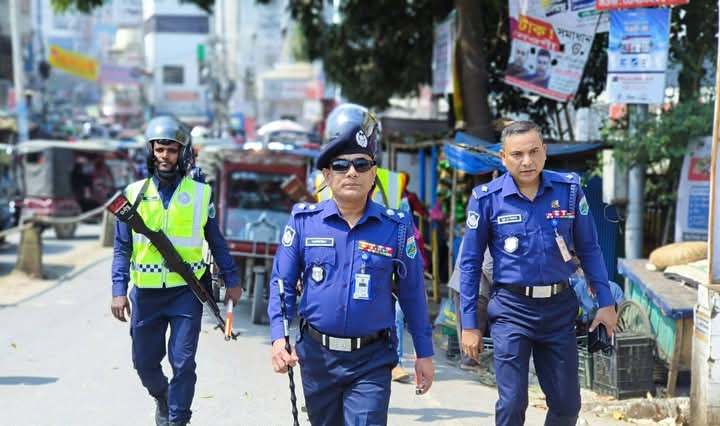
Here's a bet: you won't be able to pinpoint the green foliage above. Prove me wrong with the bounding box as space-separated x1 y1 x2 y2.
288 1 607 132
602 101 714 206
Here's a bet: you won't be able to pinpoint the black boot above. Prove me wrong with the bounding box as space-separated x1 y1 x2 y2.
154 392 169 426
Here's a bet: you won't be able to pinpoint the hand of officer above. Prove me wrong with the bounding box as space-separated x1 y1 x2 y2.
224 285 243 304
111 296 131 322
461 328 483 361
590 305 618 337
271 338 298 373
414 357 434 395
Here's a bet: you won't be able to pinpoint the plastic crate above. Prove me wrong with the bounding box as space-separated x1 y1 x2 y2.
592 334 655 399
577 335 593 389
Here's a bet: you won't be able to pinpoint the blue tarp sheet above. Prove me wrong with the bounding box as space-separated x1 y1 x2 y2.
446 131 603 174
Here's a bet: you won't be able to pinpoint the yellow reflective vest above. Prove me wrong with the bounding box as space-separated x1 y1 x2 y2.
125 177 211 288
314 168 408 209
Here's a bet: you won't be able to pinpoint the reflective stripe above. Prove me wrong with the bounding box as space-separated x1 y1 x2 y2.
132 181 207 247
131 261 206 273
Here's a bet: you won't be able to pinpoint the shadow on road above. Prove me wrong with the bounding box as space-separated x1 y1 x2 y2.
0 376 59 386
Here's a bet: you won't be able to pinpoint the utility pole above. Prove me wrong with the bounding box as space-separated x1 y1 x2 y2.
692 4 720 422
10 0 29 143
624 104 648 259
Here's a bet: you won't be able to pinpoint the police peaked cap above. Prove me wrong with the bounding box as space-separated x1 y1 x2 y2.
316 103 381 170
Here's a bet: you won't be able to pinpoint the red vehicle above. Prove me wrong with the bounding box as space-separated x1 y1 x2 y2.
197 143 316 324
15 140 135 239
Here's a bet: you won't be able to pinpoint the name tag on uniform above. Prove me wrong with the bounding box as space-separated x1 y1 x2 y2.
305 238 334 247
497 214 522 225
353 273 371 300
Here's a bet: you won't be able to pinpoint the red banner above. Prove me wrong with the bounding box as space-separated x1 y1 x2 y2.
513 15 562 52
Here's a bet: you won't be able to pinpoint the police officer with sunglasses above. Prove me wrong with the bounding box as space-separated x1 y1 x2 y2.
268 104 434 425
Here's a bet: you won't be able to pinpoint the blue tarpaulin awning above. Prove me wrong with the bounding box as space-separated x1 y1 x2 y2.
446 131 603 174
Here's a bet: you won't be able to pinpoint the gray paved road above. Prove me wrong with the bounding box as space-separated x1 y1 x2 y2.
0 254 623 425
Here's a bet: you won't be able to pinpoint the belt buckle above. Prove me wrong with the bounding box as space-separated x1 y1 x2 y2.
328 336 352 352
533 286 552 298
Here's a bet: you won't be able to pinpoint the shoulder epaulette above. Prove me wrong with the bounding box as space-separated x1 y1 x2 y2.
381 208 405 223
472 177 502 199
546 170 580 185
291 201 323 216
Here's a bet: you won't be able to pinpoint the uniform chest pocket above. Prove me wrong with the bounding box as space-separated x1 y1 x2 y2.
492 221 528 256
549 219 575 251
361 253 394 273
304 247 336 285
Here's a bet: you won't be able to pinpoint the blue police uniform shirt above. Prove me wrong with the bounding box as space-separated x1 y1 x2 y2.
459 170 613 329
111 175 239 296
268 199 434 359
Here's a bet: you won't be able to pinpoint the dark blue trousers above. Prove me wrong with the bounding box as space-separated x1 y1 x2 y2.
296 328 398 426
130 286 203 423
488 286 581 426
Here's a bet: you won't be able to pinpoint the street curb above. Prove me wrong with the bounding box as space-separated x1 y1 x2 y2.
0 254 112 308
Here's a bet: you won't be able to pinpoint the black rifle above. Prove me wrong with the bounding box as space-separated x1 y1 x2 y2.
107 192 238 340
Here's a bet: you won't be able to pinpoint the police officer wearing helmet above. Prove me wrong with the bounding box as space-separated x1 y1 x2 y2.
110 116 241 426
459 121 618 426
269 103 435 425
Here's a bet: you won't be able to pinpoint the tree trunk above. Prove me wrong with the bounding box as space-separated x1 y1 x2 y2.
455 0 494 141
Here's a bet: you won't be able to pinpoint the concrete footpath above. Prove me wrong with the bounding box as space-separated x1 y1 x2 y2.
0 225 633 425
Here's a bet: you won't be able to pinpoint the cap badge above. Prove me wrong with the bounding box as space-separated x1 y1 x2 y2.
356 130 368 148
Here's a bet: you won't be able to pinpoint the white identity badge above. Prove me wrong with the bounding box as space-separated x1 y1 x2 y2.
311 265 324 283
504 236 519 253
555 232 573 262
353 273 371 300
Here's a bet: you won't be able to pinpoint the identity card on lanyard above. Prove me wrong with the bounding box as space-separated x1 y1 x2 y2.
353 273 371 300
551 218 573 262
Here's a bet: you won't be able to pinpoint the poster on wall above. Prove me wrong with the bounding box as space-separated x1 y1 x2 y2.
606 8 671 104
596 0 688 11
504 0 602 102
676 137 711 243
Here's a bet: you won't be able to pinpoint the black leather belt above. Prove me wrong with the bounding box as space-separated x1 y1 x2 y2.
497 281 569 298
303 322 388 352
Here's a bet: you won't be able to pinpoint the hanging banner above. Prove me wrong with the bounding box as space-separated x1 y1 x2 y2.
432 11 456 95
606 8 670 104
676 137 711 242
596 0 688 11
48 45 99 81
504 0 601 102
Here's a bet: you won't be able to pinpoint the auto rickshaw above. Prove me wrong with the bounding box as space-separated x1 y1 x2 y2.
0 144 18 236
197 141 317 324
14 140 135 239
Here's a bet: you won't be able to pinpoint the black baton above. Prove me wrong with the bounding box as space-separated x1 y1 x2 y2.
278 279 300 426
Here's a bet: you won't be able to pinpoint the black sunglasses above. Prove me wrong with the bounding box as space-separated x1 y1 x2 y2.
330 158 376 173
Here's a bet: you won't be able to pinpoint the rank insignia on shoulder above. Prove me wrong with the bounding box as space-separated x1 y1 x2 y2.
406 236 417 259
282 226 296 247
481 185 488 192
358 241 394 257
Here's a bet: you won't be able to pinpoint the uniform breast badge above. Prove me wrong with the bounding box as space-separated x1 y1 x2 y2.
504 236 519 253
311 265 324 283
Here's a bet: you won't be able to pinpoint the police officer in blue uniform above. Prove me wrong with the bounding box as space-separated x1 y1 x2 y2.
459 121 618 426
268 104 435 426
111 116 241 426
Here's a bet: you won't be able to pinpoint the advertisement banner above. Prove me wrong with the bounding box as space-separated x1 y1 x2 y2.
596 0 688 11
505 0 602 102
676 137 711 242
432 11 456 95
606 8 670 104
48 45 99 81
